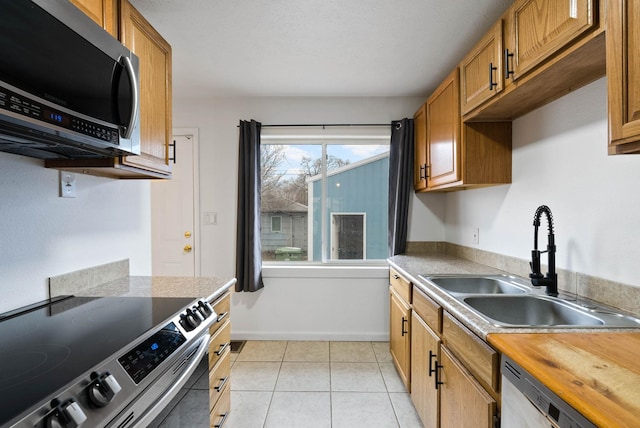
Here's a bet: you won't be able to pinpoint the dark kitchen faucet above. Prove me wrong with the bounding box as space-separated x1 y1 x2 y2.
529 205 558 296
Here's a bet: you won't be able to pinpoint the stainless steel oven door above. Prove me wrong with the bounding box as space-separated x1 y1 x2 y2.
107 333 210 428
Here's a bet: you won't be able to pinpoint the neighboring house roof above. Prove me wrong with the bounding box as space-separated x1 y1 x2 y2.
262 199 308 213
306 152 389 183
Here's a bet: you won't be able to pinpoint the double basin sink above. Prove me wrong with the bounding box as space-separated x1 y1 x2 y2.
418 274 640 328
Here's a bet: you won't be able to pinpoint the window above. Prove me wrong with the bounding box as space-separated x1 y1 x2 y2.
331 213 365 259
260 126 389 263
271 216 282 232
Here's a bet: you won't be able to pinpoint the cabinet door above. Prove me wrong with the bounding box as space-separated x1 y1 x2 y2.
120 0 172 175
390 287 411 390
410 312 440 428
413 104 428 192
607 0 640 153
440 346 497 428
426 68 461 189
70 0 117 36
460 21 504 115
510 0 596 79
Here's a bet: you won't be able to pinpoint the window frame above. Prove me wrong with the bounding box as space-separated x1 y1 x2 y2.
270 215 282 233
260 126 390 266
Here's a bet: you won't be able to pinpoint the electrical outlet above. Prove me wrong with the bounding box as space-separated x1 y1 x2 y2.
472 227 479 245
60 171 77 198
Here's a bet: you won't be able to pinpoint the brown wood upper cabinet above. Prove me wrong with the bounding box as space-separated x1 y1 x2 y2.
416 68 512 192
460 21 504 115
463 0 604 121
607 0 640 154
506 0 596 82
119 0 172 176
413 104 428 192
69 0 117 37
46 0 172 179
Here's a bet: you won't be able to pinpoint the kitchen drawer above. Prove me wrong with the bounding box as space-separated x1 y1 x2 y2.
390 268 412 304
209 291 231 335
412 286 442 334
442 312 499 394
209 382 231 428
209 348 231 411
208 319 231 369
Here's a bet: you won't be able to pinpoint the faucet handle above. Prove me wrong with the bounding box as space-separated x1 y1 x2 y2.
530 250 542 275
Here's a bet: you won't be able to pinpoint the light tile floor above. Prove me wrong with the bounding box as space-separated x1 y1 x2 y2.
156 341 423 428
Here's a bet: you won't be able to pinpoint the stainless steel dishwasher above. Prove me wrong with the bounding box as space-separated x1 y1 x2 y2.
501 355 597 428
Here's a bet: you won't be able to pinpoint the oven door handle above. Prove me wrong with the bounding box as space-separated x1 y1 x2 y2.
132 333 210 427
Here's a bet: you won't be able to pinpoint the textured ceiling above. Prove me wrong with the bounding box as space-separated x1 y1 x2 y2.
129 0 512 98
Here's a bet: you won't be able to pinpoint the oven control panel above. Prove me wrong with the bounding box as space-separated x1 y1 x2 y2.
117 322 186 384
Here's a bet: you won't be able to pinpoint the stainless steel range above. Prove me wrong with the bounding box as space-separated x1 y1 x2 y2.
0 294 217 428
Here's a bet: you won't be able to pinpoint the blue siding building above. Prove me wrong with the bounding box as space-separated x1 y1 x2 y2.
307 153 389 261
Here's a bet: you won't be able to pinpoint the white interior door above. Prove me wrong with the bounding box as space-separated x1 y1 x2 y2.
151 131 199 276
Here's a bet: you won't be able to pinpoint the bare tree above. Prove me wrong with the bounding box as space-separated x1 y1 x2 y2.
261 147 351 209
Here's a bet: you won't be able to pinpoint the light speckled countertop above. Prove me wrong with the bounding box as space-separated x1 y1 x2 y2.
388 253 640 339
56 275 236 304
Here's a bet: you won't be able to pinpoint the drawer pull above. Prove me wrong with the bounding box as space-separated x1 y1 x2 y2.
401 317 408 336
392 274 400 280
215 376 229 392
214 412 229 428
215 341 230 356
216 311 229 323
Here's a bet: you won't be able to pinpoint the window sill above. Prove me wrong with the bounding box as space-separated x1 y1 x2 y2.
262 263 389 279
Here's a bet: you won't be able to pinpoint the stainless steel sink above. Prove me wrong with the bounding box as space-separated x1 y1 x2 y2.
462 295 605 327
424 276 528 295
419 274 640 328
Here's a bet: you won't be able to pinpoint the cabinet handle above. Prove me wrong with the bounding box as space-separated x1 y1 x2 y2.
393 274 400 280
504 49 514 79
215 376 229 392
434 362 444 389
489 62 498 90
214 412 229 428
215 341 230 356
216 311 229 323
169 140 177 164
401 317 408 336
428 350 437 376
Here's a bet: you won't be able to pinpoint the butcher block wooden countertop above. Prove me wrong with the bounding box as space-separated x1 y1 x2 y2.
488 332 640 427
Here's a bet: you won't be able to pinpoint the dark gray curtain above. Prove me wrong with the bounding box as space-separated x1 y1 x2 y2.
388 118 414 256
236 119 264 292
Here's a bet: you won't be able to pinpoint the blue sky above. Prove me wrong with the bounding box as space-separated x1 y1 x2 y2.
277 143 389 179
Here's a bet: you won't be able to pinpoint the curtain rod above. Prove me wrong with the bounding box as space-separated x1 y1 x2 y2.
238 123 401 128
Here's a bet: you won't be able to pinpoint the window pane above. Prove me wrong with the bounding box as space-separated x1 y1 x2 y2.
271 216 282 232
331 213 364 259
261 144 320 261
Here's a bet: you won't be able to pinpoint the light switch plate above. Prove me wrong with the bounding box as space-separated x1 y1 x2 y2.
60 171 77 198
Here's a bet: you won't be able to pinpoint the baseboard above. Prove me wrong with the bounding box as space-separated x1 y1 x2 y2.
231 330 389 342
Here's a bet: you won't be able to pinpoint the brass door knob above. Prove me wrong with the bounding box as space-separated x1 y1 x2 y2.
184 245 192 252
184 231 192 238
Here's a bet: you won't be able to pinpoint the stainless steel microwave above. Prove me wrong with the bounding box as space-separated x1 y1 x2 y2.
0 0 140 160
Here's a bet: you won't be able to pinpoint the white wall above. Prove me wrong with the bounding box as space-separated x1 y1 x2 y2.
0 154 152 313
445 77 640 288
173 96 435 339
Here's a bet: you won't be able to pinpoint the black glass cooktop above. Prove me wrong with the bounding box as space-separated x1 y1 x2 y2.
0 295 195 427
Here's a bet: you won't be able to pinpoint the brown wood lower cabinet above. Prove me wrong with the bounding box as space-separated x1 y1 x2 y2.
390 286 411 391
209 292 231 427
410 311 440 428
440 346 497 428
